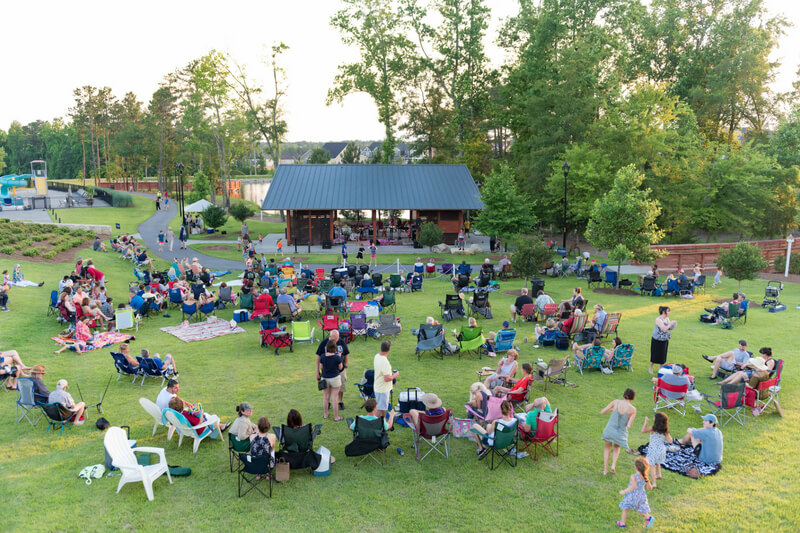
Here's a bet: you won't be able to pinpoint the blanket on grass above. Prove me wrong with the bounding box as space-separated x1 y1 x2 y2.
637 443 721 478
210 270 231 278
160 318 245 343
51 331 134 351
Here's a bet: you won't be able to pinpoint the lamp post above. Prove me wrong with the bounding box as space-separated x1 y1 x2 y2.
174 162 185 223
785 234 795 278
562 160 570 249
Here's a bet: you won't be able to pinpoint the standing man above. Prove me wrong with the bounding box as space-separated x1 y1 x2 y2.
373 340 398 417
179 224 188 250
316 329 350 411
48 379 85 425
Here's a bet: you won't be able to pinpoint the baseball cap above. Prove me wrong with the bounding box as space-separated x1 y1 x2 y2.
702 414 718 424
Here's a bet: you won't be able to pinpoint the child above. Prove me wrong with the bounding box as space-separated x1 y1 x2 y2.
157 230 165 252
277 238 283 254
341 242 348 265
356 245 364 264
237 235 242 251
617 457 654 529
258 234 263 245
640 413 672 488
712 267 723 288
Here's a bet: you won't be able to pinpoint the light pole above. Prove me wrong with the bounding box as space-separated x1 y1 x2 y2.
562 160 570 249
174 162 185 223
785 234 795 278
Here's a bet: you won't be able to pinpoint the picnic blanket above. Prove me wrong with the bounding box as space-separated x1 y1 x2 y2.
211 270 231 278
160 318 246 343
637 443 721 478
51 331 133 351
213 279 243 287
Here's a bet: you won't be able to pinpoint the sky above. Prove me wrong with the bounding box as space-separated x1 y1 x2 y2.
1 0 798 142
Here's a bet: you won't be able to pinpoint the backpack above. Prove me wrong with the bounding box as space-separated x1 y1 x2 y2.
79 464 106 485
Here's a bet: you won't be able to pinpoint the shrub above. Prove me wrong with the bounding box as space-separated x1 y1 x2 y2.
201 204 228 230
15 239 33 250
0 246 13 255
21 247 40 257
32 235 46 242
95 186 134 207
229 201 255 224
42 250 57 259
773 253 800 274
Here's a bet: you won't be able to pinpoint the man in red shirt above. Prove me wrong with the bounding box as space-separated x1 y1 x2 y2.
492 363 533 400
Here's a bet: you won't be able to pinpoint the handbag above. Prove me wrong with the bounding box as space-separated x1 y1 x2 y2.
452 417 472 438
685 464 701 479
275 458 290 482
317 378 328 391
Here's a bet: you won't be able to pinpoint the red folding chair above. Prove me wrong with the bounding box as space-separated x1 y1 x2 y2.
518 408 559 461
745 359 783 416
250 294 273 320
408 409 452 461
653 379 689 416
541 303 559 319
317 314 340 337
519 303 536 322
315 268 325 281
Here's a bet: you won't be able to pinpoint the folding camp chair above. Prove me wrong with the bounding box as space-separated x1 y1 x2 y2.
639 276 657 296
371 273 384 288
493 329 518 354
480 418 518 470
693 274 706 294
315 268 325 280
40 403 77 434
456 326 485 359
236 453 274 498
653 378 689 416
356 278 378 295
325 294 346 315
198 302 215 321
439 294 464 322
350 313 368 340
726 300 748 325
410 274 423 292
598 312 621 339
517 409 559 462
111 352 141 383
380 290 396 313
610 344 634 372
136 357 173 387
440 263 454 276
469 292 492 319
346 416 389 466
388 274 403 291
317 314 340 337
586 269 603 288
167 289 184 309
519 303 536 322
702 382 746 426
535 357 570 391
576 346 609 375
181 303 198 322
415 324 445 360
16 377 43 426
746 359 783 417
498 377 532 412
277 301 301 321
47 290 59 317
276 423 323 471
409 409 452 461
567 314 588 340
301 297 322 320
541 303 559 320
318 279 334 293
376 314 401 338
250 294 273 320
291 321 315 345
604 270 618 288
228 433 251 472
238 292 254 311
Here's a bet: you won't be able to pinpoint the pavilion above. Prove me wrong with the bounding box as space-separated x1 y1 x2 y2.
261 164 483 246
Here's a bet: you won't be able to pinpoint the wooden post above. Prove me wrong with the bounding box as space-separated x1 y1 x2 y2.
286 210 293 245
372 209 377 245
308 211 313 246
330 211 334 241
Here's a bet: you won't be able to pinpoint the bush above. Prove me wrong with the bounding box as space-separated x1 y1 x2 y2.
21 247 40 257
0 246 13 255
32 234 46 242
773 253 800 274
15 239 33 250
229 201 255 224
418 222 444 253
42 250 57 259
201 204 228 230
95 186 134 207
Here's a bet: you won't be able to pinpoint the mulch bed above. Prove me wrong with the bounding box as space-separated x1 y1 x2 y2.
202 245 231 251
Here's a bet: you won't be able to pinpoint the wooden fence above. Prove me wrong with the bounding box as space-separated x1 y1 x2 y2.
632 240 789 272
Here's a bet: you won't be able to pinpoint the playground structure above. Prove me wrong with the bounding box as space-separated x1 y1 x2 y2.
0 160 49 208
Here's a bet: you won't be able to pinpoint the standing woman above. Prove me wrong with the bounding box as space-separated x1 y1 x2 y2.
167 226 175 252
317 339 343 421
601 388 637 475
649 306 676 374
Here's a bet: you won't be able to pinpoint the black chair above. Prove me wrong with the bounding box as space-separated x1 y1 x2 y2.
586 269 603 288
469 292 492 319
454 274 470 290
359 265 370 275
640 276 657 296
276 423 323 470
694 274 706 294
371 273 383 287
40 403 77 435
439 294 465 321
476 273 491 288
332 271 343 284
347 265 357 277
345 416 389 466
236 453 274 498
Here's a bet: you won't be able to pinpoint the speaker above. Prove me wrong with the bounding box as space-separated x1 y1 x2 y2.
321 239 332 249
413 240 423 249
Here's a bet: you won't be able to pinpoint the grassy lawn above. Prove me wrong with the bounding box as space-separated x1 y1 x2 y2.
166 214 285 242
190 243 518 266
2 249 798 532
50 195 156 237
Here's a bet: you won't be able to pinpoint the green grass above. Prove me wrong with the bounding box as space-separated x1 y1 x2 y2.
190 243 513 266
166 214 285 242
50 195 156 237
2 252 799 532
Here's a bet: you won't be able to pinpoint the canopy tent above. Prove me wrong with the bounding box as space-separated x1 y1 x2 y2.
184 199 213 213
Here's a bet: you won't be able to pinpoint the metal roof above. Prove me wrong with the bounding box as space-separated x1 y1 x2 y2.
261 164 484 210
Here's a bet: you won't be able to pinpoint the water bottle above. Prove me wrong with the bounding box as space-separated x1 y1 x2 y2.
397 447 404 456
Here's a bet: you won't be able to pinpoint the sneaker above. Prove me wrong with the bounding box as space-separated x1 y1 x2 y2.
701 354 712 362
74 419 85 426
516 451 529 459
338 402 345 411
704 308 715 313
646 516 655 529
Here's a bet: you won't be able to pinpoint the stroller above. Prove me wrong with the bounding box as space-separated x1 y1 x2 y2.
761 281 783 308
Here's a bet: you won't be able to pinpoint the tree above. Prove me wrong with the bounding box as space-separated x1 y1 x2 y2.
329 0 414 163
509 235 552 289
715 242 768 293
229 201 255 224
201 204 228 230
418 221 444 255
340 142 361 164
769 108 800 169
307 148 330 164
585 165 665 288
473 163 537 240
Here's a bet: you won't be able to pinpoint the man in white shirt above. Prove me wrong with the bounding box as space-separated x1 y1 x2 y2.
373 340 398 417
156 379 181 410
48 379 85 425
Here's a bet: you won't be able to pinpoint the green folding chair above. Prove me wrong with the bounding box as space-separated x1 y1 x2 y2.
457 326 485 359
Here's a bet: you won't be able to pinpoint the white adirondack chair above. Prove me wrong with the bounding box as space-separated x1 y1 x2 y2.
104 426 172 501
163 408 218 453
139 398 175 440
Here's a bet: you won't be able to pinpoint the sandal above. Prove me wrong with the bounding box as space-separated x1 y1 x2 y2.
333 417 343 422
616 521 626 528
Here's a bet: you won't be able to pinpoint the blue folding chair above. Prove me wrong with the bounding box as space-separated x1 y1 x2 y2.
47 290 59 316
111 352 141 383
136 357 172 387
182 303 198 322
493 329 518 354
168 289 184 309
199 302 215 321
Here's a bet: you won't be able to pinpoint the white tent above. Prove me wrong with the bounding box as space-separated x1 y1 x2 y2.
184 199 213 213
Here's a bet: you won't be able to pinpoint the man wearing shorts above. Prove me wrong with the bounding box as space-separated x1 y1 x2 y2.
703 339 750 379
373 340 398 417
